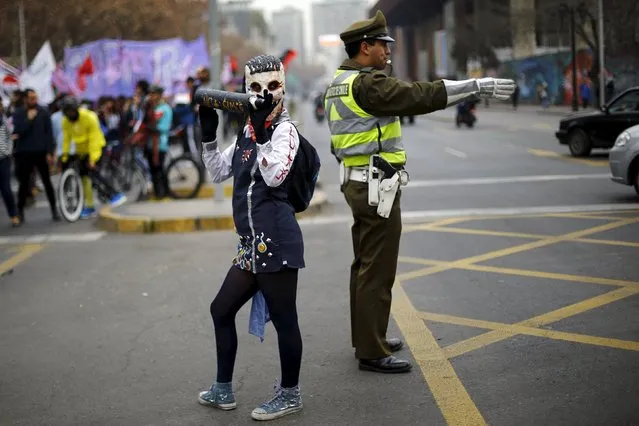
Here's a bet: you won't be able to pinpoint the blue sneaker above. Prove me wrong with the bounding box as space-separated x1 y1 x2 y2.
198 382 236 411
79 207 97 220
109 193 127 208
251 383 302 421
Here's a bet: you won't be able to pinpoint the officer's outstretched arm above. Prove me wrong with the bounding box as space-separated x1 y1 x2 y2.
355 72 448 117
356 72 516 116
443 78 516 107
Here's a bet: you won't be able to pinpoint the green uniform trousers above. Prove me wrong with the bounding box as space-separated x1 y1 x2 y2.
343 180 402 360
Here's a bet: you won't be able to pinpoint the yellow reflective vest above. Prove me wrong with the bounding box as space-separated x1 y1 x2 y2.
325 69 405 167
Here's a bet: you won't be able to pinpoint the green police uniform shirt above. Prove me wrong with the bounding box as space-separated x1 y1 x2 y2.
337 59 448 117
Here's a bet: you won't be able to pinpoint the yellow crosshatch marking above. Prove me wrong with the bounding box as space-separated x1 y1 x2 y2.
0 244 43 277
527 148 608 167
391 211 639 425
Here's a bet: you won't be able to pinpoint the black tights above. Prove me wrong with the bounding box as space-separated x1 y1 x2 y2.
210 266 302 388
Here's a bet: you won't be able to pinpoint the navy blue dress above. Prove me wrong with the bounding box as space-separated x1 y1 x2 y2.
230 129 305 273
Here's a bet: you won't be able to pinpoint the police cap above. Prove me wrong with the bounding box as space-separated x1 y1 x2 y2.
339 10 395 45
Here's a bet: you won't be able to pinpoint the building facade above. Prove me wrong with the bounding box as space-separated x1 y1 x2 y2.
272 6 306 64
311 0 369 71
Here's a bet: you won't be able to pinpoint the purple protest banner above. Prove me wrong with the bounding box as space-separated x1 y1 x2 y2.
63 36 210 100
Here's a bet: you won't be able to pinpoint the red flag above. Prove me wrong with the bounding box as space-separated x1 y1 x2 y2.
230 54 238 74
78 55 94 75
76 55 94 91
279 49 297 69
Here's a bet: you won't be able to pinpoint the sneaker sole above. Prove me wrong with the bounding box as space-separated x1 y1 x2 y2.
111 197 128 208
251 404 303 421
197 397 237 411
359 363 413 374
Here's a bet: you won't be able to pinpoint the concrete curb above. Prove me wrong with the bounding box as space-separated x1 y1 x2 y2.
97 191 329 234
150 184 234 201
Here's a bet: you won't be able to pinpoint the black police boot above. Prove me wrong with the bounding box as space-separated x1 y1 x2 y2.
359 356 412 374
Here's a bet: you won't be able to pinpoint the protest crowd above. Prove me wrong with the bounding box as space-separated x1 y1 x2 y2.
0 65 244 227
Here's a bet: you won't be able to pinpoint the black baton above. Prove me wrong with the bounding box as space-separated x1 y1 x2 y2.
194 88 265 114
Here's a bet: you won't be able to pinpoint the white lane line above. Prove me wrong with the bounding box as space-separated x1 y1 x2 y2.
321 174 611 195
0 232 107 245
406 173 610 188
444 147 467 158
299 203 639 226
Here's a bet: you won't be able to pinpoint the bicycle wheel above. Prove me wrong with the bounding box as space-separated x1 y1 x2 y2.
57 168 84 223
165 154 205 199
114 163 148 202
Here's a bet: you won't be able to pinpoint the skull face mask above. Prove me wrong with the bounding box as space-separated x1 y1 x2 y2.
245 54 286 122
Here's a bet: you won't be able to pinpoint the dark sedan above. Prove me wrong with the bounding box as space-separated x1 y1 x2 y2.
555 86 639 157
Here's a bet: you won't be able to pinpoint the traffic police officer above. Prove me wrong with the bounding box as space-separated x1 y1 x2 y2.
326 10 515 373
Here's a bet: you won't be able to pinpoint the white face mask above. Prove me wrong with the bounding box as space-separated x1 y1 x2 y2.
245 68 286 122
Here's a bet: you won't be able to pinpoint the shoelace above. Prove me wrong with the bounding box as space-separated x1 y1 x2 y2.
257 379 290 411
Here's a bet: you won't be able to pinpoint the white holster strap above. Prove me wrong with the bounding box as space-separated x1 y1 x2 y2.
377 170 409 218
377 173 401 218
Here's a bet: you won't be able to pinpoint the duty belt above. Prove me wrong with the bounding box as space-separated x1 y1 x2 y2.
347 163 409 186
342 155 410 219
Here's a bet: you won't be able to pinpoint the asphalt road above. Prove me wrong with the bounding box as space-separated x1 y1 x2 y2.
1 102 638 425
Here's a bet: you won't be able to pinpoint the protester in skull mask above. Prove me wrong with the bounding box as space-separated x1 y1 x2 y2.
198 54 304 421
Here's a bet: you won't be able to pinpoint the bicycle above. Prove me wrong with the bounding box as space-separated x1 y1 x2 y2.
99 140 149 202
164 126 205 199
57 155 120 223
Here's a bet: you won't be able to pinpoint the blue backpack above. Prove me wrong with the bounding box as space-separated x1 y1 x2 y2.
268 123 321 213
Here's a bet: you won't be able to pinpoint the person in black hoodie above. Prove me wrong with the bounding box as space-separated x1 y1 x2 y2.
11 88 59 222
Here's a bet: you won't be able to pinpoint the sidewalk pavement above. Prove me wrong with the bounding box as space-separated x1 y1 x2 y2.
98 189 329 234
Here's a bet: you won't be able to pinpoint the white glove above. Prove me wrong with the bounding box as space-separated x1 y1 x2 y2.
477 78 516 100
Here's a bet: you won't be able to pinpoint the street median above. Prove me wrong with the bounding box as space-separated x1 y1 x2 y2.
97 190 329 234
150 183 234 200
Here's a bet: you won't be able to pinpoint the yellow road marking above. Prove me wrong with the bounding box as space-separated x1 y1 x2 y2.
399 219 639 280
392 280 487 425
0 244 43 277
448 218 639 266
528 148 560 157
398 256 639 288
576 237 639 248
421 311 639 353
405 224 639 249
532 122 553 130
403 217 471 233
527 148 607 167
421 226 548 239
443 287 639 358
395 213 639 421
544 213 630 221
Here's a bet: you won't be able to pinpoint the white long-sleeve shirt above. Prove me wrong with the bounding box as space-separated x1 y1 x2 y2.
202 117 300 187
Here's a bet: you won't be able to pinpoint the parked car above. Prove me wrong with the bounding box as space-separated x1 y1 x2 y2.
555 86 639 157
609 124 639 196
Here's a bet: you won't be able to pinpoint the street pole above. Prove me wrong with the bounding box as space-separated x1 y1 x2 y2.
570 7 578 112
597 0 605 108
208 0 224 202
18 0 27 69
